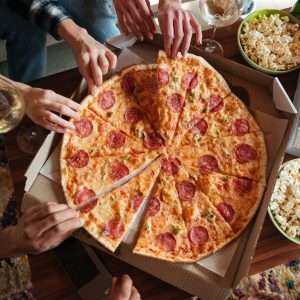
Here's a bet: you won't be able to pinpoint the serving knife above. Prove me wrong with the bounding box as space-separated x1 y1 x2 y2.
75 154 161 212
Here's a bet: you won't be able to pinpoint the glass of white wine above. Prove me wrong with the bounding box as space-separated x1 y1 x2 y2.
0 77 25 133
198 0 251 55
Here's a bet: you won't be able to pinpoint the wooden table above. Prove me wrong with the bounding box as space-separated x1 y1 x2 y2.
4 21 300 300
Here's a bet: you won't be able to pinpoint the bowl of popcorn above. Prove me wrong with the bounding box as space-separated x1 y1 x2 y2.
268 158 300 244
237 9 300 75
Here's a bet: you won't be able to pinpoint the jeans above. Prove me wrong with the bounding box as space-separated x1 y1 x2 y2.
0 0 119 83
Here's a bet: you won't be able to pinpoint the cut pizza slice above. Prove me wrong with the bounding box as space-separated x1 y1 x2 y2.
61 152 158 209
154 50 190 145
62 108 157 158
170 162 236 260
133 171 194 262
79 159 161 252
173 133 267 183
195 172 266 234
174 92 261 146
84 67 164 151
172 54 231 146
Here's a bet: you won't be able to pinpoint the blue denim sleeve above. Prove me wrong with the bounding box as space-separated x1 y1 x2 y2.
7 0 73 40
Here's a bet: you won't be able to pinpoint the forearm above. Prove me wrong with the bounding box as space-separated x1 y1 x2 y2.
0 75 30 93
0 227 21 258
57 19 87 46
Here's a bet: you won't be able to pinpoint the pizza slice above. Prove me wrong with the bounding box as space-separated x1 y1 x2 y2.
154 50 190 145
160 156 236 260
62 108 157 158
174 92 261 146
173 133 267 183
195 172 266 234
79 159 161 252
85 67 164 151
133 171 194 262
61 152 158 209
172 54 231 146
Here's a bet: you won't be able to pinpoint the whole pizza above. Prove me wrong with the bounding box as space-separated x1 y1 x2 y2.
60 51 267 262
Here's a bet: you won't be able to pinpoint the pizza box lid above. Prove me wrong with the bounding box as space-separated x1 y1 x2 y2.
21 35 297 299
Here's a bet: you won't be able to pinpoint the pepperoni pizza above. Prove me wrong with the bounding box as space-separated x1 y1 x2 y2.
61 51 267 262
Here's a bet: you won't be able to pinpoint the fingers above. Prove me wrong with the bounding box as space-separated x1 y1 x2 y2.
129 286 140 300
26 203 70 222
161 12 174 57
115 5 130 35
123 11 144 41
52 94 83 113
106 51 117 69
181 14 193 55
39 120 66 133
36 207 80 237
135 0 156 35
171 12 184 58
129 4 153 40
40 216 83 244
119 275 133 299
190 14 202 45
42 111 74 130
91 54 103 86
45 101 80 121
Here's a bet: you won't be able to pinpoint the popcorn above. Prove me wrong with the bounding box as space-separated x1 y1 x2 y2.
269 159 300 238
241 14 300 71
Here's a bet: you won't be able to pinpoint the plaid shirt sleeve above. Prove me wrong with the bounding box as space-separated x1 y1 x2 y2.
7 0 72 40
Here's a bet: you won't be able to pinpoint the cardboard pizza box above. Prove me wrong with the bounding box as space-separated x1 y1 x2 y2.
21 35 297 300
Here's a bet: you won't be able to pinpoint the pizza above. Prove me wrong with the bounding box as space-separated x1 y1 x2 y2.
61 51 267 263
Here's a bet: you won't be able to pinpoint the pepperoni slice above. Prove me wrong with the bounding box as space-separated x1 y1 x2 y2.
217 202 234 222
182 72 198 90
176 180 196 201
234 143 257 163
198 155 219 174
157 68 169 88
189 226 209 246
233 176 252 194
99 91 115 110
209 94 224 112
75 188 97 213
161 157 181 176
131 194 144 213
167 93 185 113
148 197 160 216
74 119 93 138
144 132 164 150
109 162 129 181
121 75 135 94
124 107 143 124
106 218 125 239
188 117 208 135
68 150 89 168
107 130 126 148
232 118 250 136
157 232 176 251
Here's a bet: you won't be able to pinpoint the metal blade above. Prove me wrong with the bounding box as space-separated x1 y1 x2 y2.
75 154 161 212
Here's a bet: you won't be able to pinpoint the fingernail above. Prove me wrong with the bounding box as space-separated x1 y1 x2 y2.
78 105 84 111
80 218 85 225
91 87 98 96
68 123 75 130
75 113 80 120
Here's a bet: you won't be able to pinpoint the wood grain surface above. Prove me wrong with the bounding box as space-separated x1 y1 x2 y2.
4 20 300 300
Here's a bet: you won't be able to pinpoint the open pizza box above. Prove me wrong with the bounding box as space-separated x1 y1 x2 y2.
21 35 297 300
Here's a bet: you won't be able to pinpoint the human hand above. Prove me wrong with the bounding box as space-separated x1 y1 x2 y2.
8 203 83 255
105 275 141 300
114 0 156 41
58 19 117 95
158 0 202 58
22 87 83 133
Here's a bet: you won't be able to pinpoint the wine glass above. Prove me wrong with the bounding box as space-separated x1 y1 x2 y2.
198 0 252 55
0 77 25 133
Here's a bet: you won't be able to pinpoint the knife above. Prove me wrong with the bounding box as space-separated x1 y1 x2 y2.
75 154 161 212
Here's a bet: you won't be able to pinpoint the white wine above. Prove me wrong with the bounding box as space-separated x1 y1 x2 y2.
0 79 25 133
199 0 241 28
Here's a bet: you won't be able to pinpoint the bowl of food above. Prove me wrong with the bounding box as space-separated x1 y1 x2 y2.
268 158 300 244
237 9 300 75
